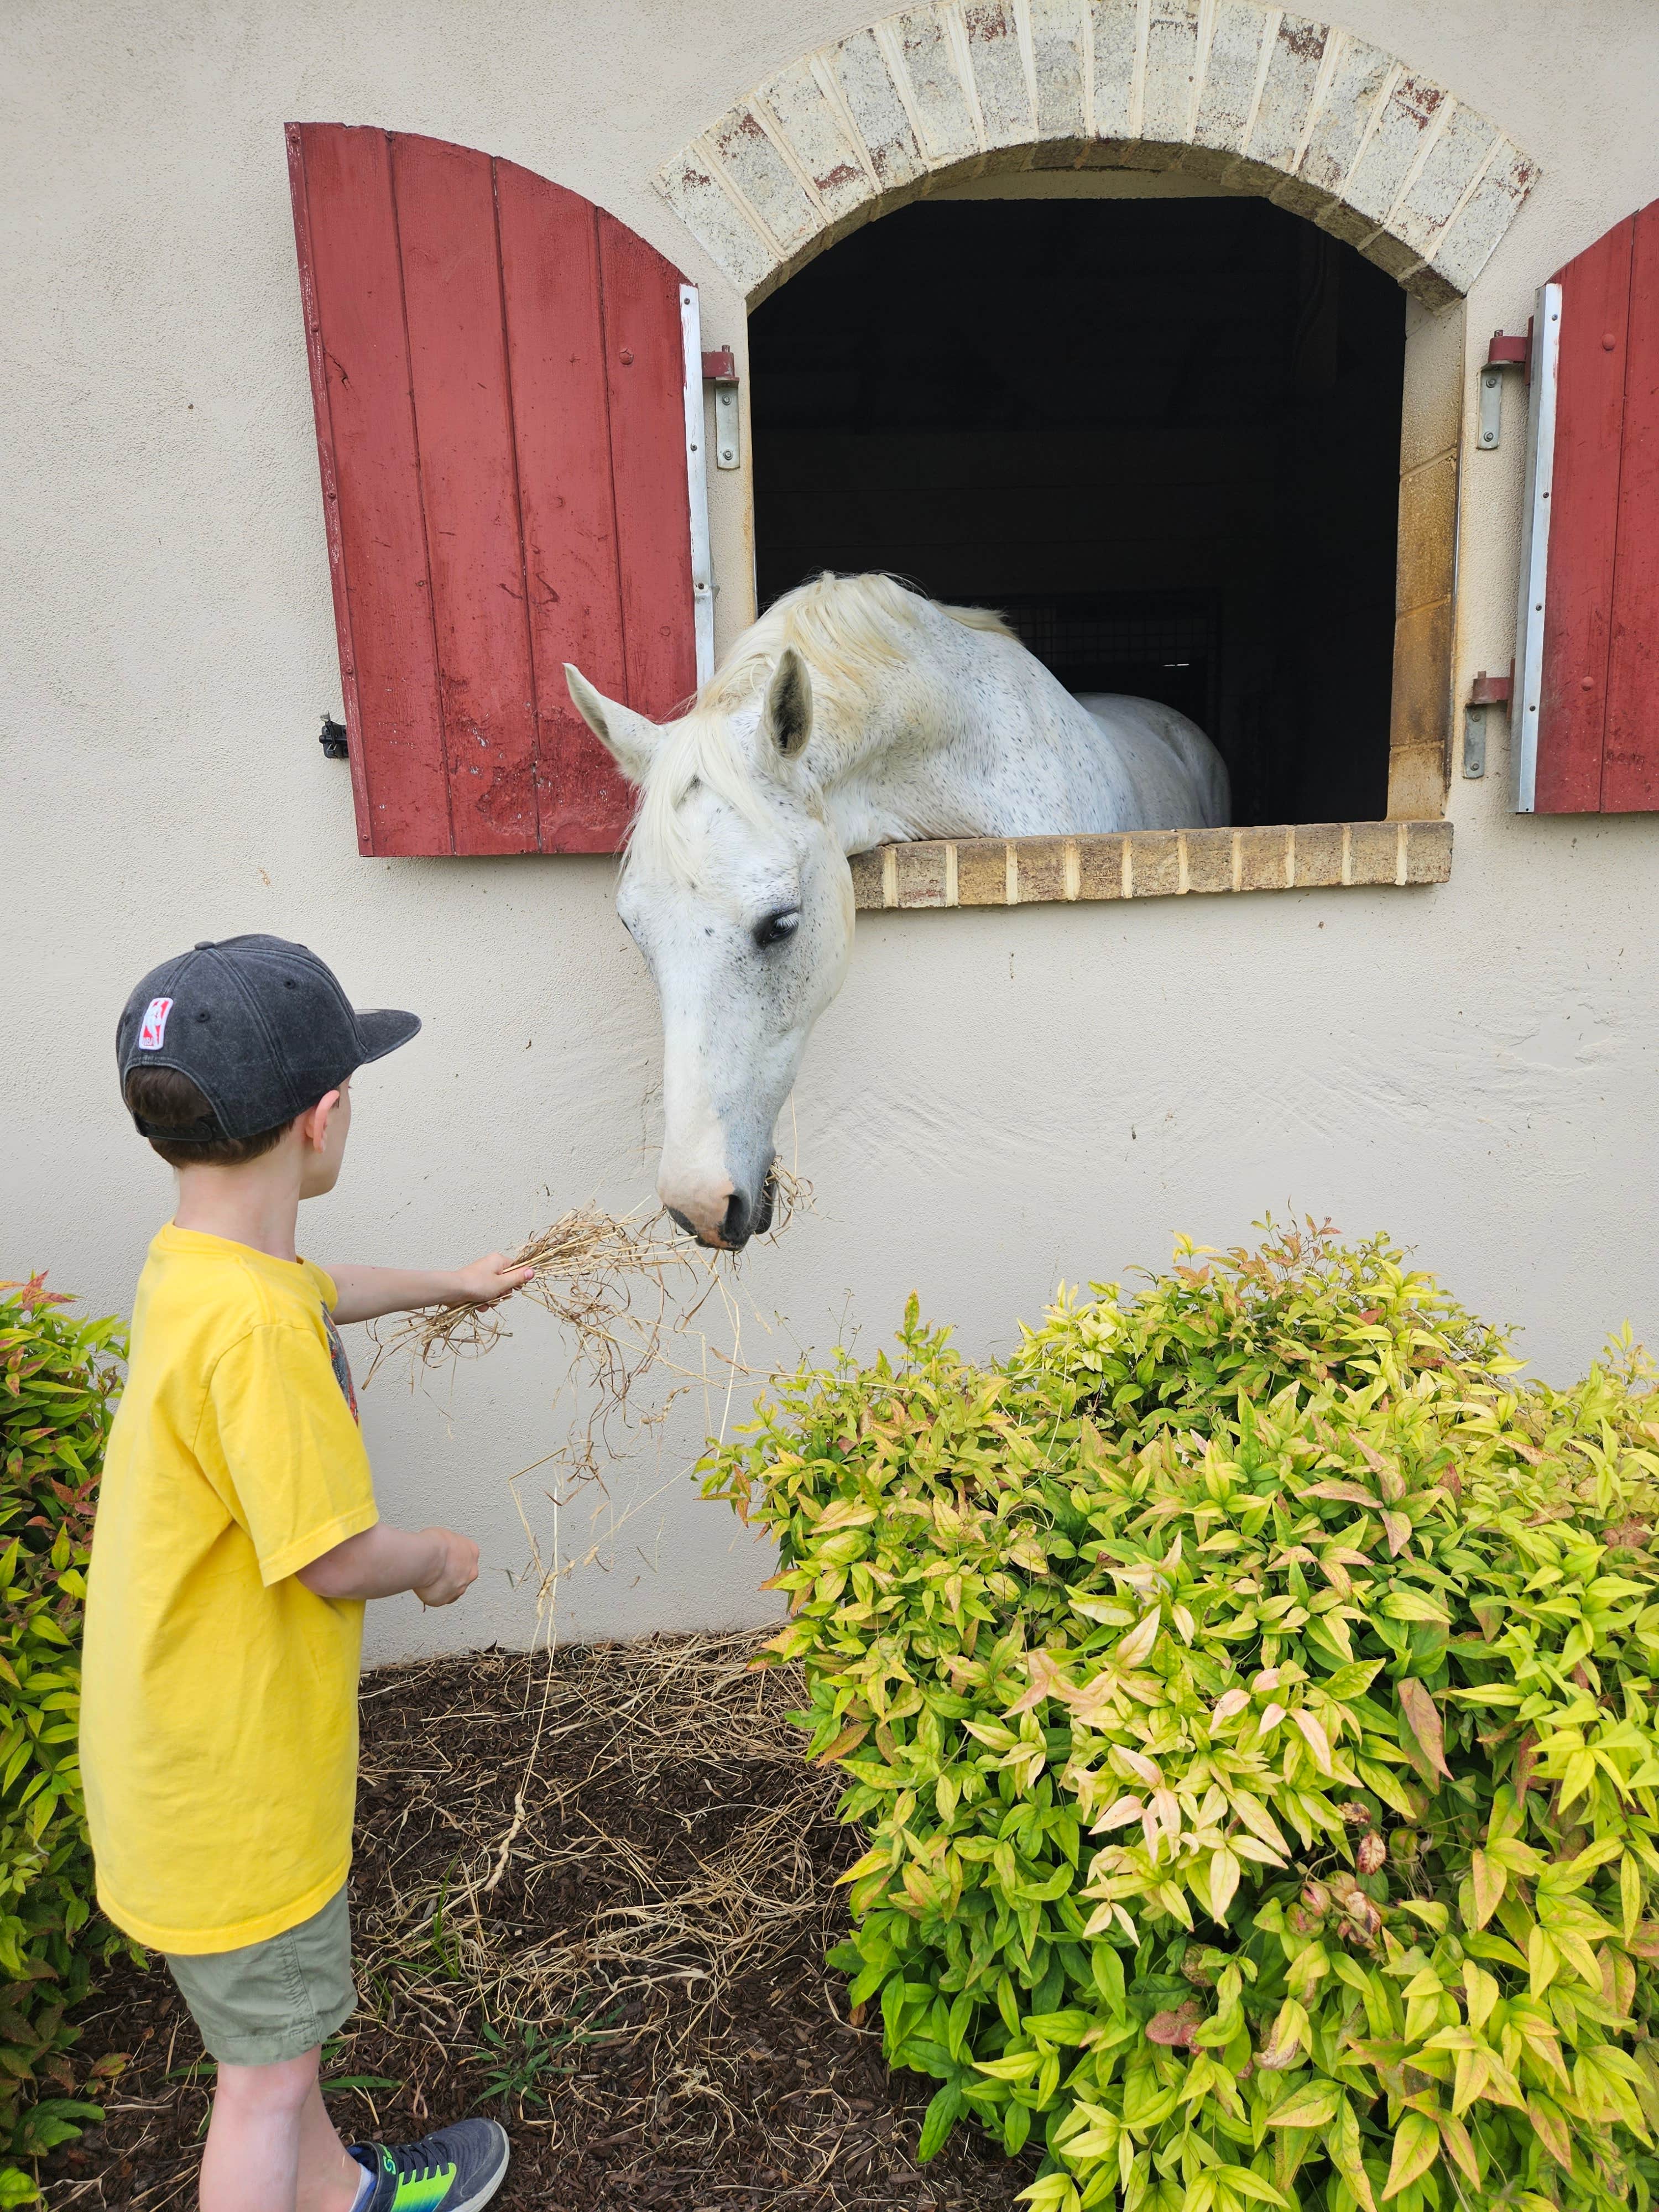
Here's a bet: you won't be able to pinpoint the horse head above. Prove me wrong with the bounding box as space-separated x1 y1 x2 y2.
569 570 1227 1248
565 650 854 1250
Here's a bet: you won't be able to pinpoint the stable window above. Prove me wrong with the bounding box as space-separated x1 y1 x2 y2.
751 193 1405 829
286 129 1461 897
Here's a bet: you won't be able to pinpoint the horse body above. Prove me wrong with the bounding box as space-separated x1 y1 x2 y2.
762 591 1227 849
565 575 1228 1246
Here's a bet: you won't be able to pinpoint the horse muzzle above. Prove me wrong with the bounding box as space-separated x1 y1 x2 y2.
665 1162 777 1251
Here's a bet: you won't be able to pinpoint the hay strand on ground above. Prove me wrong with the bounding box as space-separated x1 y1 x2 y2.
52 1634 1028 2212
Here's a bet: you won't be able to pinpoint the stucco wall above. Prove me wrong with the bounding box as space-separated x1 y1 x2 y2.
4 0 1657 1667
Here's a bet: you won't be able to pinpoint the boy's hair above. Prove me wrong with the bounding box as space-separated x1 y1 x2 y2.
123 1067 292 1169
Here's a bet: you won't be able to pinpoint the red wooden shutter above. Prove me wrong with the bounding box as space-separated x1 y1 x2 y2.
286 124 705 856
1515 197 1659 813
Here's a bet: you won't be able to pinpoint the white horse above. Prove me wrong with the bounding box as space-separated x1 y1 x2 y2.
566 573 1227 1249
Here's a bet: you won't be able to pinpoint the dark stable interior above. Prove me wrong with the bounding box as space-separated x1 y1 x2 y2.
749 194 1407 827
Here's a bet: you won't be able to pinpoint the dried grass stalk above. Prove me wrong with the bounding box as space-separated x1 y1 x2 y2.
398 1633 836 2050
761 1160 811 1237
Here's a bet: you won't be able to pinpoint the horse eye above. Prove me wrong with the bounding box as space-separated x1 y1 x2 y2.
753 908 801 950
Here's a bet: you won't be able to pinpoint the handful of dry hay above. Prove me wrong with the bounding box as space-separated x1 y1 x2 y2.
372 1166 810 1380
367 1206 705 1397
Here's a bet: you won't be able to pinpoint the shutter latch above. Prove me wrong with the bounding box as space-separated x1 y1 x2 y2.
702 348 740 472
1478 329 1531 450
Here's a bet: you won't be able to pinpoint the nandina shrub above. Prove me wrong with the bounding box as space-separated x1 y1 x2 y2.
0 1275 127 2204
702 1225 1659 2212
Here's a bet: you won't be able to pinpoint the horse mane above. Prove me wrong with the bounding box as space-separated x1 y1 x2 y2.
629 575 1014 880
697 571 1013 712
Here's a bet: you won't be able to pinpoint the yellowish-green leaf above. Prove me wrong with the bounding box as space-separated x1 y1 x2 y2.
1206 1848 1241 1921
1115 1613 1162 1669
1435 2110 1480 2187
1262 2079 1343 2131
1211 2167 1288 2206
1468 1849 1506 1930
1396 1679 1452 1782
1382 2112 1439 2200
1525 2096 1573 2174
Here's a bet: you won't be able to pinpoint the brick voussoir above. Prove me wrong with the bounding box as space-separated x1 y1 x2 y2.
708 106 823 255
1192 0 1271 155
655 146 778 291
755 58 876 222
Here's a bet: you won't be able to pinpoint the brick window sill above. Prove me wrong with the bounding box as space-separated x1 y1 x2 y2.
849 821 1453 910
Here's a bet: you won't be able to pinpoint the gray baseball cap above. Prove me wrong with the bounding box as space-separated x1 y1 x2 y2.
117 935 420 1142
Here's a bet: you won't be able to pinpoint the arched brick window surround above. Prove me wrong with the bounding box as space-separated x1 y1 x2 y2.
658 2 1536 312
655 1 1540 868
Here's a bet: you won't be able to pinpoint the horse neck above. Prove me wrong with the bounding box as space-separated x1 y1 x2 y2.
810 620 1032 851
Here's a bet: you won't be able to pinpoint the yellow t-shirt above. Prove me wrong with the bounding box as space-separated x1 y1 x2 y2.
81 1225 378 1953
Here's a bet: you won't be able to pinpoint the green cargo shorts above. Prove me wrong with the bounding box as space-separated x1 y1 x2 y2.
164 1886 357 2068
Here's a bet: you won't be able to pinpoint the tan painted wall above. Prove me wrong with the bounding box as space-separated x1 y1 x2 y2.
4 0 1657 1666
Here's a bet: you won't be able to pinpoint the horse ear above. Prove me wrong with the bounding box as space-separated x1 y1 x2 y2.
564 665 663 783
763 649 813 760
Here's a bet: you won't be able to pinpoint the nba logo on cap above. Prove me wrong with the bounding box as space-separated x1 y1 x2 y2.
137 998 174 1051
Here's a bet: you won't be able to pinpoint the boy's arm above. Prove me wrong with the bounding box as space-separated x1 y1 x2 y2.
322 1253 534 1326
295 1522 479 1606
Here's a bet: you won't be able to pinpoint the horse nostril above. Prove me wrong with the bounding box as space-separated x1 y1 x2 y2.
719 1192 752 1249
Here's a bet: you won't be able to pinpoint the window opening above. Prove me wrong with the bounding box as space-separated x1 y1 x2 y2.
749 195 1407 828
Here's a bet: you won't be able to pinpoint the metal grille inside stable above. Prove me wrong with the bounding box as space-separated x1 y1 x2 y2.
995 591 1220 731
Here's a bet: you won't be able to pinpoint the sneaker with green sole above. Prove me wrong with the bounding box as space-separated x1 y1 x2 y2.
348 2117 510 2211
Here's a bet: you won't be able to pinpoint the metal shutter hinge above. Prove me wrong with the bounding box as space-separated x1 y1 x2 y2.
1462 666 1513 779
1478 328 1532 450
702 348 740 471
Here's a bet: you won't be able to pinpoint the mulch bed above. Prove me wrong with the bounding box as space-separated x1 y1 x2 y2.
45 1633 1032 2210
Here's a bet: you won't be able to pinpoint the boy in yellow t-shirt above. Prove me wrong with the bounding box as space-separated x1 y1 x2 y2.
82 936 533 2212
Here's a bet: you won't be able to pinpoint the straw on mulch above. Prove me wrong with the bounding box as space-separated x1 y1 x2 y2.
45 1632 1030 2212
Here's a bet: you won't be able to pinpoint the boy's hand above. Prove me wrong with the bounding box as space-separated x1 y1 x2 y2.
414 1527 480 1608
325 1256 537 1325
446 1251 537 1308
298 1522 482 1605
